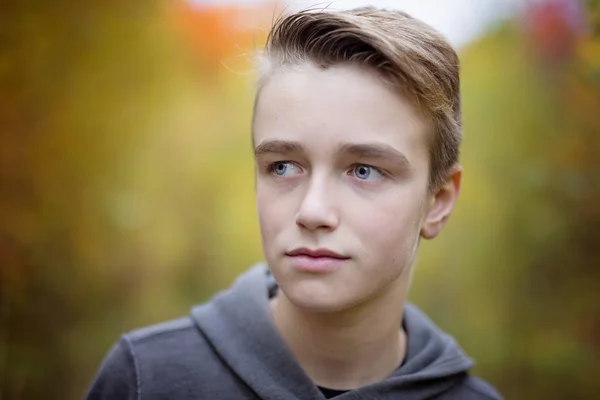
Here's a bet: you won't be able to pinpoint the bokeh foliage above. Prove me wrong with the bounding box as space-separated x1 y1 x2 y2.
0 0 598 399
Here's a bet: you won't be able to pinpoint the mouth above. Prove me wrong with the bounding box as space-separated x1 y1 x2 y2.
285 247 350 273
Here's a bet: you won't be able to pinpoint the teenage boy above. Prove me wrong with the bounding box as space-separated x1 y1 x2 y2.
87 7 502 399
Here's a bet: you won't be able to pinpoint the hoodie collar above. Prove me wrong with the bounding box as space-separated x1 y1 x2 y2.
191 264 321 399
190 264 474 400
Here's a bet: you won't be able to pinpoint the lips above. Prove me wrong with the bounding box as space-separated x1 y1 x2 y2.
285 247 350 273
286 247 349 259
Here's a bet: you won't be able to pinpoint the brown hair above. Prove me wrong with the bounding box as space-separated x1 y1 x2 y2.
254 6 461 191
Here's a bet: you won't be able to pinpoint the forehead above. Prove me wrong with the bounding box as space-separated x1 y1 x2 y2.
253 63 429 164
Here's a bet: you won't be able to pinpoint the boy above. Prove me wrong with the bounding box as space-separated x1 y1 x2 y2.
87 6 502 399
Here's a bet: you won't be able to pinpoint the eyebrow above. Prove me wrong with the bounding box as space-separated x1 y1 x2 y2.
254 140 302 157
254 139 413 170
341 142 413 170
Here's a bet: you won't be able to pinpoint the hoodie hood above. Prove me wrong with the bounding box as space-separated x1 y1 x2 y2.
190 264 475 400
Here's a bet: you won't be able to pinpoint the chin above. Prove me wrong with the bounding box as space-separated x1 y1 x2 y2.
279 278 363 313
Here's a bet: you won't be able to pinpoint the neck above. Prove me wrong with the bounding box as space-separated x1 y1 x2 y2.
270 277 409 390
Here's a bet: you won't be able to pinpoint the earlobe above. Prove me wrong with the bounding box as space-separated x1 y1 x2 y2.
420 166 462 240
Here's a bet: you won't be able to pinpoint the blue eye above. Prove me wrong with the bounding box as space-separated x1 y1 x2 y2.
269 162 301 176
352 164 383 181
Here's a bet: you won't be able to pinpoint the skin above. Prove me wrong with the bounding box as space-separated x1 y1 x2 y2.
253 62 461 390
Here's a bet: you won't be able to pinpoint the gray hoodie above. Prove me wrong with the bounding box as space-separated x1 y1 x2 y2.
86 264 502 399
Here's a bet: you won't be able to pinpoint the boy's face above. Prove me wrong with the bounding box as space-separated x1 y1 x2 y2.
253 63 455 312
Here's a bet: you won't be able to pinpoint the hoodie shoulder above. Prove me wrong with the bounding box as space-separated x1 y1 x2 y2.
86 336 138 400
123 316 211 373
127 316 197 343
86 316 212 399
457 375 503 400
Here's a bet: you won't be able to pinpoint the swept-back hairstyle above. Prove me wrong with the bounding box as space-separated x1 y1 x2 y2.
255 7 461 190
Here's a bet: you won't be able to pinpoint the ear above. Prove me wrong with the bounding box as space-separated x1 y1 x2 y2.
420 165 462 240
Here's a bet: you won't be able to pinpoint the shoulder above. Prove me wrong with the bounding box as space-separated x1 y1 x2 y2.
455 374 503 400
123 315 211 367
122 315 213 370
86 335 138 399
126 316 198 348
86 316 206 399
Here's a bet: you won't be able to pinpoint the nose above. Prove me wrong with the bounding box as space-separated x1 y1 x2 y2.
295 176 340 232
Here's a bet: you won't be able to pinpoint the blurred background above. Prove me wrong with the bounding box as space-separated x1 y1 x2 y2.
0 0 598 398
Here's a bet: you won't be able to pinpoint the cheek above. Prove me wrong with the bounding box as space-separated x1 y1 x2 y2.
256 185 290 243
352 194 423 259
